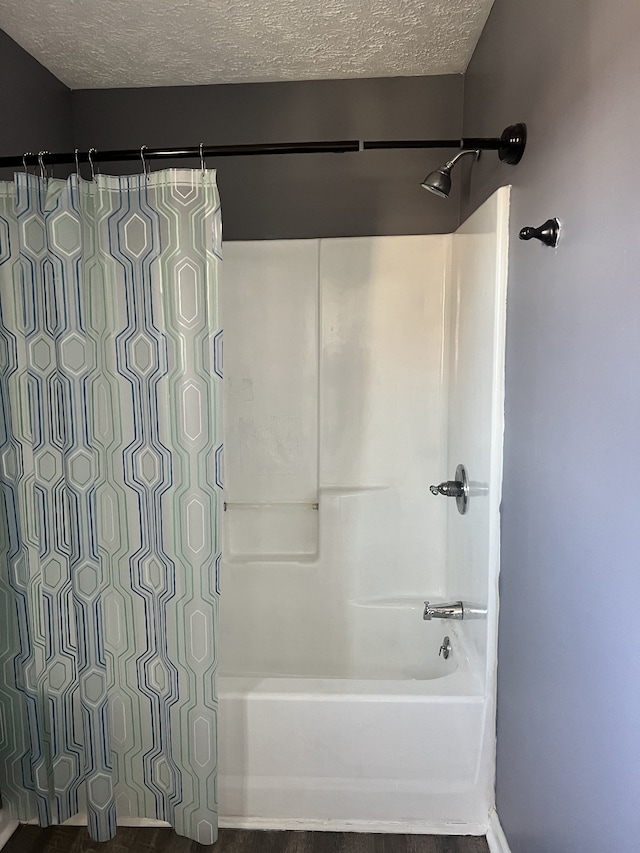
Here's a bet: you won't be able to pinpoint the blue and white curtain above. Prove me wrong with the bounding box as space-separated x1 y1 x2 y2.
0 170 223 843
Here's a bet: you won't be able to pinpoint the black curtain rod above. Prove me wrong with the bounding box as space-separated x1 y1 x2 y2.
0 137 505 169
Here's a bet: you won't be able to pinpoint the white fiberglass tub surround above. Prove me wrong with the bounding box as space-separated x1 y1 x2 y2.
218 188 510 833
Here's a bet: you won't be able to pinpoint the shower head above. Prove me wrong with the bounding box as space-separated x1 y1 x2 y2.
420 166 452 198
421 149 480 199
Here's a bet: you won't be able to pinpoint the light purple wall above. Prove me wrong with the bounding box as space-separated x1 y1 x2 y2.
0 30 72 179
463 1 640 850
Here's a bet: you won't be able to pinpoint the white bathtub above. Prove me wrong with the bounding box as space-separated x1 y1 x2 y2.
217 618 493 835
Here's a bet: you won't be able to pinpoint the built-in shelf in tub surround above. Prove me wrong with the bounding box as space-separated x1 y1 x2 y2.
224 502 319 562
223 491 387 563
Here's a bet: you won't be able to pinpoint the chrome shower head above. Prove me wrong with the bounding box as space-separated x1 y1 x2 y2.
421 149 480 198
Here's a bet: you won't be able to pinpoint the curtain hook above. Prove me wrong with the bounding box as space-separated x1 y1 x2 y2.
23 152 33 174
74 148 80 179
88 148 97 181
140 145 149 179
37 151 49 181
200 142 206 175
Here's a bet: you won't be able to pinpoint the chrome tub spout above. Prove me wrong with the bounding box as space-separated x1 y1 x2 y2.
423 601 464 620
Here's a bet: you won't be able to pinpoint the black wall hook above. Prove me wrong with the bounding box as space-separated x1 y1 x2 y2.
519 218 561 248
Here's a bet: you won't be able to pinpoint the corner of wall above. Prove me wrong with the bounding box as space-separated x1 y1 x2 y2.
457 70 467 230
0 29 73 165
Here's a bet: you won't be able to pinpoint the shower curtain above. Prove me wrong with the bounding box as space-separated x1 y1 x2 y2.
0 170 223 844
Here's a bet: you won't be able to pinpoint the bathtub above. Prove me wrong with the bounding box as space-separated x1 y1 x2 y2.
217 614 493 835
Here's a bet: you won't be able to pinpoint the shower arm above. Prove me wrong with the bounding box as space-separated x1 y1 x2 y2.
442 149 481 170
0 124 527 169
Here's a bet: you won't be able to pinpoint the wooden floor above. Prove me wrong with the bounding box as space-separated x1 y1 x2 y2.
5 827 489 853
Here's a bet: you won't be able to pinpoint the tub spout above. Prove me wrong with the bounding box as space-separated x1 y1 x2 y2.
423 601 464 620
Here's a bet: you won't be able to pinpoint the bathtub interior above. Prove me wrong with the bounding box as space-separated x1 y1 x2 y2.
220 607 462 682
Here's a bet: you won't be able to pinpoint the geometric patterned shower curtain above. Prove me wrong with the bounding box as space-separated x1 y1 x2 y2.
0 169 223 844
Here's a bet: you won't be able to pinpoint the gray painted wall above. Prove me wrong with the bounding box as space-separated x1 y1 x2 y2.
463 1 640 851
0 30 72 179
71 77 463 239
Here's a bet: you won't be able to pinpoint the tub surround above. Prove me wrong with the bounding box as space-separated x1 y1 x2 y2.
218 188 510 832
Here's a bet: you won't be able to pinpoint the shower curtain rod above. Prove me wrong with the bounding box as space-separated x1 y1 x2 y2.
0 136 510 169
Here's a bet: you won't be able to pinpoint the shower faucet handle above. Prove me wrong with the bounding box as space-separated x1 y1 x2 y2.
430 480 464 498
429 464 469 514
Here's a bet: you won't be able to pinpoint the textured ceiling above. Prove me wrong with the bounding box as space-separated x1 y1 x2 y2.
0 0 494 90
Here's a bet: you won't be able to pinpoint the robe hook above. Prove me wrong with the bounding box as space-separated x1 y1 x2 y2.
519 218 561 248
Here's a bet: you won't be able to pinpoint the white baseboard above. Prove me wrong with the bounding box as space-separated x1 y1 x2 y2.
219 816 487 835
0 811 19 851
486 809 512 853
28 813 487 837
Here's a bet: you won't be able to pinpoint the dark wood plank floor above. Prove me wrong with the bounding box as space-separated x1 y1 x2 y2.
5 827 489 852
